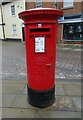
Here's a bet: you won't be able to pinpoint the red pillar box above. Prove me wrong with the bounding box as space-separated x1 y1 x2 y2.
18 8 63 108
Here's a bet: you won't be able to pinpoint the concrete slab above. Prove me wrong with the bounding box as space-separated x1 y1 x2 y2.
64 84 81 96
56 81 72 85
2 83 25 94
35 109 81 118
0 80 2 83
2 94 16 108
0 94 2 107
0 108 2 119
2 80 27 84
2 108 36 118
12 95 76 112
55 84 65 96
12 95 37 109
23 85 27 95
0 84 2 94
71 97 82 112
46 96 76 112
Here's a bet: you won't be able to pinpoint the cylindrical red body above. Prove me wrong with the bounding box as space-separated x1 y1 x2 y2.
18 8 63 108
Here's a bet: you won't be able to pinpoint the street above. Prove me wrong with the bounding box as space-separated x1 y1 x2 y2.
1 41 82 82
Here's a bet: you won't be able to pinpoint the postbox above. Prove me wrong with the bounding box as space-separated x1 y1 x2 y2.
18 8 63 108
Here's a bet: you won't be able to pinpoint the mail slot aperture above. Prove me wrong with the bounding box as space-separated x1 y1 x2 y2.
30 28 50 33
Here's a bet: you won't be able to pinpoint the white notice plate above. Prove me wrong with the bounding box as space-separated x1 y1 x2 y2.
35 37 45 53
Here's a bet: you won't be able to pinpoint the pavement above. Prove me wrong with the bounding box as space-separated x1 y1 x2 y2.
0 41 82 118
1 80 82 118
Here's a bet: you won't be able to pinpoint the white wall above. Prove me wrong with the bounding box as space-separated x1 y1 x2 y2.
3 0 25 40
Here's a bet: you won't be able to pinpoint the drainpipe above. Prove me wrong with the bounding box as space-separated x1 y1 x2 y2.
0 3 5 40
81 1 83 41
81 1 83 20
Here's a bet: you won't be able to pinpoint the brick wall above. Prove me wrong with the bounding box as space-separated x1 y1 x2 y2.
43 2 55 8
25 2 35 9
61 2 82 15
25 1 56 9
57 24 62 43
26 2 82 14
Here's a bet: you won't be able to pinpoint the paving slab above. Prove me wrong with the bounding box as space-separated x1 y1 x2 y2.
2 83 25 94
64 84 81 96
35 109 81 118
12 94 76 112
2 94 16 108
2 108 36 118
23 85 27 95
55 84 65 96
56 81 72 85
2 80 27 84
71 97 82 112
46 96 76 112
0 94 2 108
0 84 2 94
0 108 2 119
12 94 36 109
0 80 2 83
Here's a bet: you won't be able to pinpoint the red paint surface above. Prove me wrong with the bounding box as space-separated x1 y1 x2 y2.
18 8 63 90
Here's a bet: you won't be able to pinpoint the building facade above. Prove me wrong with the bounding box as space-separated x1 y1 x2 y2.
58 1 83 43
0 0 25 42
25 0 83 43
0 0 83 43
25 0 57 9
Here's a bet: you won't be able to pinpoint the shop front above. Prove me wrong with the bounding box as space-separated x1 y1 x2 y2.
59 14 83 43
63 22 83 41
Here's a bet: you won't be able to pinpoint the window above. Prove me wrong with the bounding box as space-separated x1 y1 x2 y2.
11 5 16 16
12 24 17 35
63 0 74 8
64 14 81 19
35 0 42 8
55 0 58 9
63 23 83 41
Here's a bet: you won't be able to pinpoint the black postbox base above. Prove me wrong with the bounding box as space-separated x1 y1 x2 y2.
27 85 55 108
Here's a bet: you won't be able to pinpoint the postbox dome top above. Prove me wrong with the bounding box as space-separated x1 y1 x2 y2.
18 8 63 22
27 8 61 11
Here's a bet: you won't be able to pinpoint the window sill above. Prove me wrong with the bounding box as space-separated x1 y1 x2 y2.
12 34 17 36
10 15 16 17
61 6 74 10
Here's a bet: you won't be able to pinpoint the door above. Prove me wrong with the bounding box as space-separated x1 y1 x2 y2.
22 27 25 42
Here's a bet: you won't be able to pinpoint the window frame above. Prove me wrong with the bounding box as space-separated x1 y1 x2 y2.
10 4 16 16
12 24 17 36
54 0 58 9
35 0 42 8
63 0 74 9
